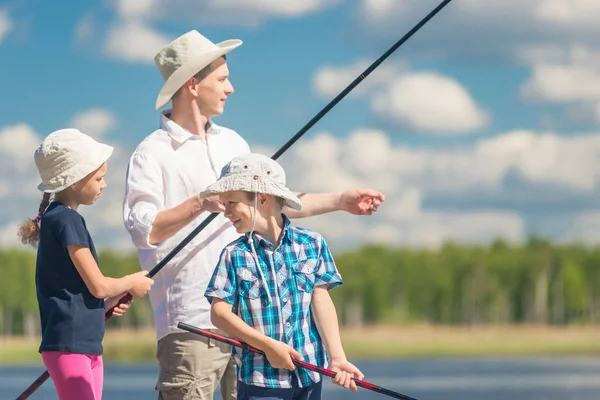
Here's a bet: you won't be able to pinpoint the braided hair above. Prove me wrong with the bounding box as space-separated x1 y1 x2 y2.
18 192 51 246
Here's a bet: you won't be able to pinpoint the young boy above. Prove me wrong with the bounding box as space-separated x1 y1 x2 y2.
203 153 364 399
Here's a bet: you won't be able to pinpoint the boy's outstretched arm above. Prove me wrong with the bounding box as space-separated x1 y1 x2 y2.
311 286 365 392
210 298 302 371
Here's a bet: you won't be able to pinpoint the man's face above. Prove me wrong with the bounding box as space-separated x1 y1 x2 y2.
194 57 234 117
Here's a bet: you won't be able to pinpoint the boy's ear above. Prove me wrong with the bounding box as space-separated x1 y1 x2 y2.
259 194 267 205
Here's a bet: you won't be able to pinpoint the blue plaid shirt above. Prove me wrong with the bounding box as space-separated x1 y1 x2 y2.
205 215 343 389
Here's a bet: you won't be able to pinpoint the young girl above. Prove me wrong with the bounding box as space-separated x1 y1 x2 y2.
18 128 155 400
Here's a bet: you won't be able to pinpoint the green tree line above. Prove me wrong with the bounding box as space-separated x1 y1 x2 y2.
2 236 600 336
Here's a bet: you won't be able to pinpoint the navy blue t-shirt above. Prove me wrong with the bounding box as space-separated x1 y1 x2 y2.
36 201 105 355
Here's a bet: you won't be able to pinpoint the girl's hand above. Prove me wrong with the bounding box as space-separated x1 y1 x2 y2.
105 296 133 316
110 301 130 317
129 270 154 298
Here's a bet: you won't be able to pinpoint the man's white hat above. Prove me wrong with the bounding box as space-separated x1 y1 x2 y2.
154 30 242 110
200 153 302 211
34 129 114 193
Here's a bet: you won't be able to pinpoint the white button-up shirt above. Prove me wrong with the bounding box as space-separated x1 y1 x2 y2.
123 111 250 340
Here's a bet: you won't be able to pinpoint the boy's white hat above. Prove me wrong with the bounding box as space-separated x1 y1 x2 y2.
200 153 302 211
154 30 242 110
34 129 114 193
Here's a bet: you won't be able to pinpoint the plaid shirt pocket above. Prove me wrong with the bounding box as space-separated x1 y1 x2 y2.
236 267 267 300
292 258 318 293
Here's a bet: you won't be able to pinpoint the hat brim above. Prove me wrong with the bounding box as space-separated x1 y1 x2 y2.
37 145 114 193
155 39 242 110
200 173 302 211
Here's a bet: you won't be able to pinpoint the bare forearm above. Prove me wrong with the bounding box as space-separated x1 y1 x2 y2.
92 276 134 299
311 288 347 361
211 304 274 351
285 192 342 218
149 196 203 244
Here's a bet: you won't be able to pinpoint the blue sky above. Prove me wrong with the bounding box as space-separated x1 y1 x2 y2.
2 0 600 251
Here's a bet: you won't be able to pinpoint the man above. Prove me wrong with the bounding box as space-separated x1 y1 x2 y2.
122 30 384 400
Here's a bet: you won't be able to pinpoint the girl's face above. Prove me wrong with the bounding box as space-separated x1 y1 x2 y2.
71 162 108 206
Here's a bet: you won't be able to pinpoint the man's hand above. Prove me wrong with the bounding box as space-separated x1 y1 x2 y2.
330 358 364 392
199 195 225 214
339 189 384 215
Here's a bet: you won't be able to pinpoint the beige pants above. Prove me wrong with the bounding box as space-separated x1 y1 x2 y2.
156 331 237 400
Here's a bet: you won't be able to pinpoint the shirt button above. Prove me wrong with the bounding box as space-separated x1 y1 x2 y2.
286 322 291 327
283 297 288 303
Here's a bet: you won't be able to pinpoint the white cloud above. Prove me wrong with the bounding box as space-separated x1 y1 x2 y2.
103 19 170 64
372 72 490 134
283 128 600 205
2 119 600 249
112 0 341 27
313 61 489 135
535 0 600 27
360 0 409 21
0 220 23 248
68 108 117 139
366 0 600 35
0 181 8 198
0 124 41 171
74 13 95 45
354 0 600 62
351 1 600 126
561 211 600 245
0 118 133 250
312 59 405 99
0 8 13 44
273 127 600 248
98 1 342 63
115 0 157 18
293 186 525 250
392 211 525 248
520 45 600 123
523 62 600 102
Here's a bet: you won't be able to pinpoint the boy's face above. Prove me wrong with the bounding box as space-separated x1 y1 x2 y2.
220 191 257 234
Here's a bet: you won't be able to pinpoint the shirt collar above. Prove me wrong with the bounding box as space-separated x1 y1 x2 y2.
159 110 219 144
249 214 293 250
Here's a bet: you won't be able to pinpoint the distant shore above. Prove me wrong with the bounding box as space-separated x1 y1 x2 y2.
2 324 600 365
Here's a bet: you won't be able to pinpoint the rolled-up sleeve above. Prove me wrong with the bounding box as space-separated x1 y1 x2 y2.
123 152 163 250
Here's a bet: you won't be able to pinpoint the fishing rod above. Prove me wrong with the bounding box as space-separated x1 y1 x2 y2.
15 1 454 398
178 322 418 400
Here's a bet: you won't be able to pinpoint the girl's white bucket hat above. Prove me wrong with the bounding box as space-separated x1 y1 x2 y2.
154 30 242 110
200 153 302 211
34 128 114 193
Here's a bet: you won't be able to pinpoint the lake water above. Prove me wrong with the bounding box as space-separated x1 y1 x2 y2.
2 357 600 399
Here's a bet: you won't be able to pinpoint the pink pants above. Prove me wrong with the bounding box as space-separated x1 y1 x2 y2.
41 351 104 400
